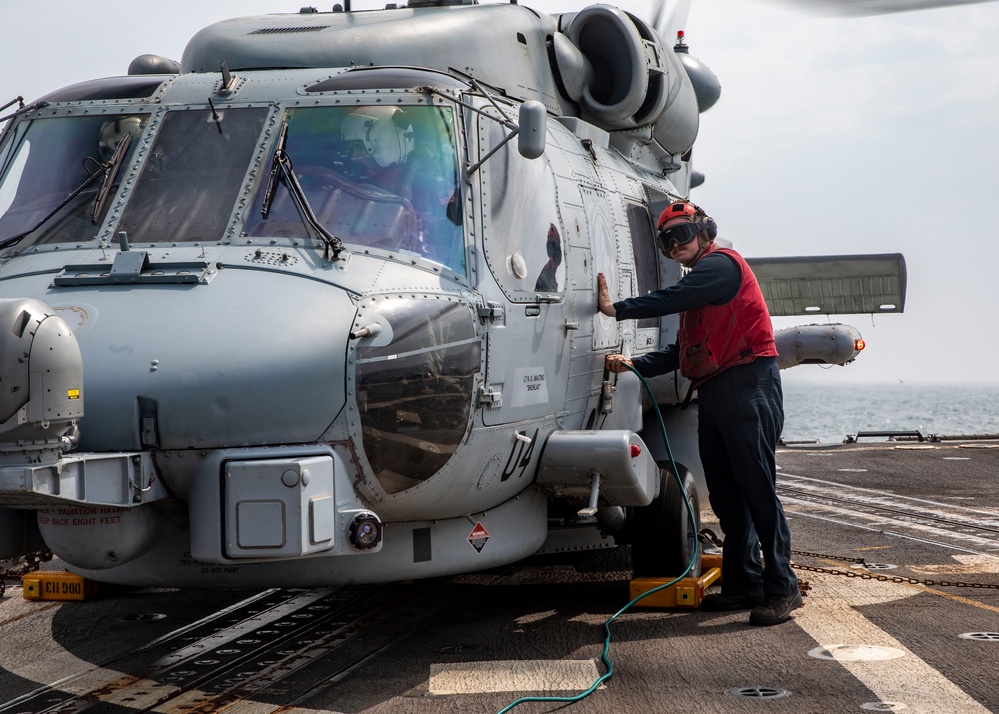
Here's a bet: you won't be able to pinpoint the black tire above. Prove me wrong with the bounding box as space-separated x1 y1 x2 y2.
630 465 702 578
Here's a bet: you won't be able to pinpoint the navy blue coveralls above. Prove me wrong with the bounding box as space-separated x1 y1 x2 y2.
613 251 798 599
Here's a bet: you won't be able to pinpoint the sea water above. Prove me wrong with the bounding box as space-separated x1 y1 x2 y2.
780 382 999 445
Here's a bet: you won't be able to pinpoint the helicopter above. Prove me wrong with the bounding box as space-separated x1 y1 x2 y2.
0 0 908 588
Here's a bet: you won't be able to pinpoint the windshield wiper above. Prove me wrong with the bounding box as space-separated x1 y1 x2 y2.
90 131 132 224
261 122 343 261
260 122 287 218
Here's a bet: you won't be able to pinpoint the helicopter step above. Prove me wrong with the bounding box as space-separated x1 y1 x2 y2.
535 430 660 509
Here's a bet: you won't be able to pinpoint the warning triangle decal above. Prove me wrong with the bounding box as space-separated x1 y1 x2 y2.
467 522 490 553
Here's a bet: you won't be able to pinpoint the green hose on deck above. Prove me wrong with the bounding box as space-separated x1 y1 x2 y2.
496 363 700 713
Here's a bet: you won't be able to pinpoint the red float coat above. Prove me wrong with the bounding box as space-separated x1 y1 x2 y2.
678 246 777 383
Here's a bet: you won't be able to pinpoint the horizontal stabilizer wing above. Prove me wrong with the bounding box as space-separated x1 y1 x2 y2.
746 253 906 317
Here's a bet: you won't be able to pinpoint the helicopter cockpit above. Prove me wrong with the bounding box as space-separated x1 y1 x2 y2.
0 100 463 274
0 106 266 253
243 103 463 272
120 108 268 245
0 72 488 502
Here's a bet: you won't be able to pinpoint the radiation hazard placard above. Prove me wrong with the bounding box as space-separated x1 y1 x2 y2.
467 522 490 553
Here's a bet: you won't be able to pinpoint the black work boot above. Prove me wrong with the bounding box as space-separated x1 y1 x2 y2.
749 591 803 626
700 591 765 611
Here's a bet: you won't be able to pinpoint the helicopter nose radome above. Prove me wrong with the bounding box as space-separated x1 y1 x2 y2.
58 268 356 452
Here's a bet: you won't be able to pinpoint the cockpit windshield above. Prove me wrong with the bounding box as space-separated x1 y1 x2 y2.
0 114 147 253
0 104 462 267
0 108 270 254
243 105 464 273
118 108 268 244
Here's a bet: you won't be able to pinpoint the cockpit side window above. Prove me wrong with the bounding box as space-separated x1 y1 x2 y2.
354 298 479 495
243 105 464 273
0 114 147 252
480 116 563 300
626 203 660 330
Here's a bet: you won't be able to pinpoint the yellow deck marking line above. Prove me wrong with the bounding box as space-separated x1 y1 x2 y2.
906 555 999 613
913 585 999 614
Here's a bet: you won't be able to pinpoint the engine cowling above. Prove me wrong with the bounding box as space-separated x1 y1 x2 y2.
557 4 700 155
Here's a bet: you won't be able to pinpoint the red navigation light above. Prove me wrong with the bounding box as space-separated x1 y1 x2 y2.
855 339 866 352
630 443 642 458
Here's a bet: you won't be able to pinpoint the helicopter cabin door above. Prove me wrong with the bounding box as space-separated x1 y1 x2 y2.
476 118 570 426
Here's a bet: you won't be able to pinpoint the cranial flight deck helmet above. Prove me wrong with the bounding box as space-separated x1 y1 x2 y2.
341 106 415 168
98 116 143 161
655 200 718 255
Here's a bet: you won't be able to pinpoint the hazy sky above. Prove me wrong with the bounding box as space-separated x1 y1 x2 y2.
2 0 997 386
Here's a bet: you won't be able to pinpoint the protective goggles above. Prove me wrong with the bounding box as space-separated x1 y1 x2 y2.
656 221 708 254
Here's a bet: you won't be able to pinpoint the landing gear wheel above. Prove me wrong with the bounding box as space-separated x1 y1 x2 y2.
630 464 701 578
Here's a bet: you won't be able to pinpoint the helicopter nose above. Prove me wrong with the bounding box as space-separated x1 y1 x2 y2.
51 269 357 452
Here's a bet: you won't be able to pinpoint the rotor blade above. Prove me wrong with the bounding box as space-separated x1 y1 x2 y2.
650 0 668 31
774 0 999 15
652 0 692 37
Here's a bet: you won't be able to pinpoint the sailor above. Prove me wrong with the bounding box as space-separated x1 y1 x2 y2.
340 106 416 173
338 106 461 266
596 200 801 626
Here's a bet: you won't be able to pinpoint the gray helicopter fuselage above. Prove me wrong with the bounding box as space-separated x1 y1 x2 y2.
0 3 705 587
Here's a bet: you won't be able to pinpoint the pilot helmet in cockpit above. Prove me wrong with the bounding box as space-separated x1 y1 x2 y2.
98 116 143 161
340 106 415 168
